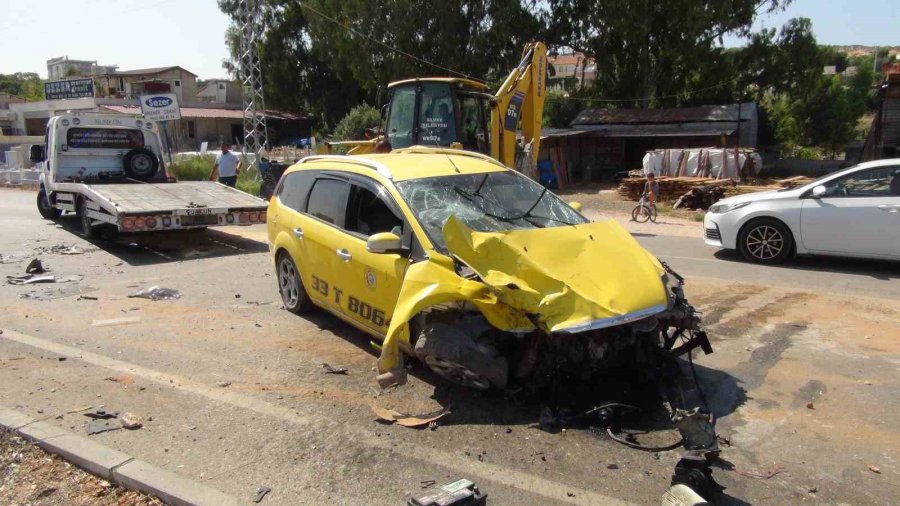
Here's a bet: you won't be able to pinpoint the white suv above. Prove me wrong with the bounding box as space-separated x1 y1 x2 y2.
704 159 900 263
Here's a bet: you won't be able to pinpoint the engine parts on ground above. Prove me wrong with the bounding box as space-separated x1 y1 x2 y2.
407 478 487 506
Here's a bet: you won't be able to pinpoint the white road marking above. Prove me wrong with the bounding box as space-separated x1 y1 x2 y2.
1 328 636 506
658 254 721 264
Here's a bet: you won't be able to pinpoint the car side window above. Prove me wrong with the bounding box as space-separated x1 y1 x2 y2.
345 184 404 238
277 171 315 212
824 167 900 197
306 178 350 227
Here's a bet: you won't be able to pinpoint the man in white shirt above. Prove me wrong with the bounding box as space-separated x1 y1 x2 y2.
209 143 241 187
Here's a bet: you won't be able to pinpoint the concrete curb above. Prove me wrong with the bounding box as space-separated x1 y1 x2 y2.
0 406 243 506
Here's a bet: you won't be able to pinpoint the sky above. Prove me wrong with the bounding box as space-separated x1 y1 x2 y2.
0 0 897 79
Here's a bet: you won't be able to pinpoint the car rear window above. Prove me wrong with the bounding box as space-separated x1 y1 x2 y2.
66 128 144 149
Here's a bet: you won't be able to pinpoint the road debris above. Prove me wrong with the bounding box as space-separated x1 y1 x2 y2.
368 402 451 428
867 464 881 474
84 409 119 419
91 316 141 327
86 419 121 435
7 273 83 285
806 402 815 409
253 485 272 503
77 294 98 301
217 380 232 387
66 405 93 414
406 478 486 506
322 363 348 375
121 412 143 429
128 285 181 301
49 244 85 255
25 258 46 274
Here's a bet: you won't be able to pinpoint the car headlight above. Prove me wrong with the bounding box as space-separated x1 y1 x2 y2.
709 201 751 214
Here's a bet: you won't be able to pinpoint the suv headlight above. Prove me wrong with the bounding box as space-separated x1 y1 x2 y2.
709 201 751 214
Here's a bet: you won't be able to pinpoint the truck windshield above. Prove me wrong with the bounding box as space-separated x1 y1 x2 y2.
396 171 587 251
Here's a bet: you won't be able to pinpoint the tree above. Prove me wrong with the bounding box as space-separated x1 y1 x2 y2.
542 90 583 128
0 73 44 101
333 103 382 141
543 0 790 107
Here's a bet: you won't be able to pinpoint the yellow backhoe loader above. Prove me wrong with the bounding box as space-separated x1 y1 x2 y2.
324 42 547 173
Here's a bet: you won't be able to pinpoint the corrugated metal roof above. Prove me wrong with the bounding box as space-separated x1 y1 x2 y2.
571 103 754 126
540 128 589 140
573 122 737 137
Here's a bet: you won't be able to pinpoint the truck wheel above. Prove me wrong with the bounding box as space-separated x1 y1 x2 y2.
77 198 97 239
123 148 159 181
37 188 62 220
415 324 508 390
276 251 313 314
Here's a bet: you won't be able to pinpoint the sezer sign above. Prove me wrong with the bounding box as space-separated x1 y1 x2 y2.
139 93 181 122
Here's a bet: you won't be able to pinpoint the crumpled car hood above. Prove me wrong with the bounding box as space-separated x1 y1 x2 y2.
442 216 669 333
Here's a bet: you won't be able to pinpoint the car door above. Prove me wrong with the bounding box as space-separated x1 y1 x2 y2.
269 170 317 287
801 166 900 258
300 175 353 312
326 178 411 336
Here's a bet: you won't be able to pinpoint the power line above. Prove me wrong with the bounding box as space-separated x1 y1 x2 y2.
297 1 473 80
297 1 740 105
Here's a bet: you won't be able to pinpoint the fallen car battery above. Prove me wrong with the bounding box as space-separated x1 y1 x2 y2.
407 478 487 506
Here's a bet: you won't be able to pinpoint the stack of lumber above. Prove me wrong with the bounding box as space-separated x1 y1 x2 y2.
618 175 817 209
616 176 733 201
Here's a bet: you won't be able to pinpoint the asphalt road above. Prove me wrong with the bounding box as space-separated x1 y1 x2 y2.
635 234 900 301
1 188 898 505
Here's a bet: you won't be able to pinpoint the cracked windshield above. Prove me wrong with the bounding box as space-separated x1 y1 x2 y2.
397 171 587 249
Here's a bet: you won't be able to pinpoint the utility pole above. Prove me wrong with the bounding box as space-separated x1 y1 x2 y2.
238 0 268 175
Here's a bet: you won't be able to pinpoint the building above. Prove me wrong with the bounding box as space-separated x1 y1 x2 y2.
197 79 242 104
7 97 309 151
0 92 27 135
548 52 596 91
47 56 117 79
93 66 200 103
542 103 759 180
861 73 900 161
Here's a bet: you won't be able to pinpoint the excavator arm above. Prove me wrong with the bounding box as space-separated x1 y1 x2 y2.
490 41 548 174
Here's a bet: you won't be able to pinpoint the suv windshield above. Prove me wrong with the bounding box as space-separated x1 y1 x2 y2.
396 171 587 250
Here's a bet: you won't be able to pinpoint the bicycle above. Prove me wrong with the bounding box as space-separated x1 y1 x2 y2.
631 193 658 223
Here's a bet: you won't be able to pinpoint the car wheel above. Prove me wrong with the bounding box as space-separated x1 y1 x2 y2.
414 324 508 390
123 148 159 181
276 251 313 314
738 218 793 264
37 188 62 220
77 198 97 239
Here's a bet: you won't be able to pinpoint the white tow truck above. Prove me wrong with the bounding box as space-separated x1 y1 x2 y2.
31 112 268 238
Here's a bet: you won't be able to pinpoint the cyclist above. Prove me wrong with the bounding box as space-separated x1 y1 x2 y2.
645 172 659 205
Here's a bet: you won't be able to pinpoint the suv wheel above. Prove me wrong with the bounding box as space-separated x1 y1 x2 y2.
277 252 313 313
738 219 793 264
415 324 507 390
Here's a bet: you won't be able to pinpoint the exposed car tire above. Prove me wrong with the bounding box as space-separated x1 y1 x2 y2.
276 251 313 314
123 148 159 181
37 188 62 220
77 198 97 239
415 324 508 390
738 218 793 264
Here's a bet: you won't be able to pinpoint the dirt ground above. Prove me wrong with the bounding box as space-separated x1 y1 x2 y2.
556 183 705 238
0 187 898 505
0 429 163 506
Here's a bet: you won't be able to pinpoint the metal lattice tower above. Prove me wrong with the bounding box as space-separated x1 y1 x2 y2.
238 0 268 173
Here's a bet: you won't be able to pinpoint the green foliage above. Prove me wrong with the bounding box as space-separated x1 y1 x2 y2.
0 72 44 101
794 146 822 159
543 91 583 128
168 155 214 181
333 103 382 142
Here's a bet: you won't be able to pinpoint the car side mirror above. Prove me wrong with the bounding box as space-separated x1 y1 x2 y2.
366 232 402 254
569 201 583 212
29 144 45 163
811 185 827 198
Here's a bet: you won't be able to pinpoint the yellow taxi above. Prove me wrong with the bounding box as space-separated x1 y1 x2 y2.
267 147 710 391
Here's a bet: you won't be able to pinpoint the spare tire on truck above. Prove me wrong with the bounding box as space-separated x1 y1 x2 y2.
123 147 159 181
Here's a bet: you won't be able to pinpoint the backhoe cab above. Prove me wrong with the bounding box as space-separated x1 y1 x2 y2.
327 42 547 172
